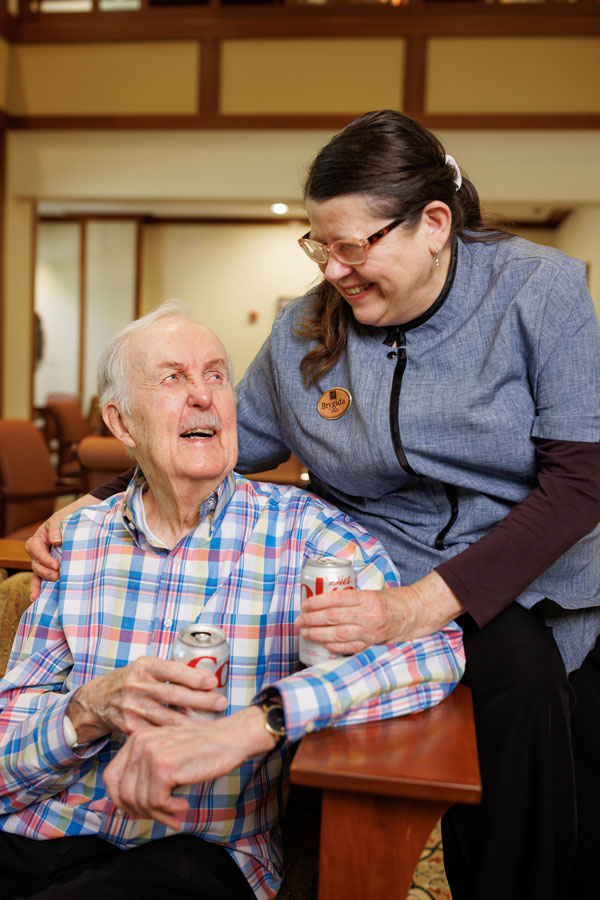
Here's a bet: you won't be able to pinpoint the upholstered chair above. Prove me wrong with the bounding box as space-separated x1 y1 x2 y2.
0 419 78 539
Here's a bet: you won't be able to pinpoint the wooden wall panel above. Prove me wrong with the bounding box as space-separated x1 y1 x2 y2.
0 36 9 112
7 41 199 115
0 14 597 127
427 37 600 115
0 125 4 416
221 38 405 115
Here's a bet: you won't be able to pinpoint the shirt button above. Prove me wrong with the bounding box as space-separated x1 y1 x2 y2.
305 720 316 733
164 618 173 628
115 808 124 818
387 351 397 360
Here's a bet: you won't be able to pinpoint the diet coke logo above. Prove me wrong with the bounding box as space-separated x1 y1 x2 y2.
301 576 356 599
187 655 230 688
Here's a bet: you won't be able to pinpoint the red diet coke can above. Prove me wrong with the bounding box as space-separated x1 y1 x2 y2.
171 623 230 720
299 557 357 666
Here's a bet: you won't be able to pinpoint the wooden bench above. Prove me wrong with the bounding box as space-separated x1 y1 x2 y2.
290 682 480 899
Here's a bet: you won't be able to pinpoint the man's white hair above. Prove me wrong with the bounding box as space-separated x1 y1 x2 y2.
97 300 233 416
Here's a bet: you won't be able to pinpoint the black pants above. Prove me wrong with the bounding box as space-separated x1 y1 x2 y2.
442 604 599 900
0 832 255 900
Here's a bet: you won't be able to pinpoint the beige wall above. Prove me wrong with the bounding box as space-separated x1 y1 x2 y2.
3 35 599 119
7 43 199 115
427 38 600 114
3 197 33 418
7 130 335 204
221 39 405 114
555 208 600 320
11 129 600 207
438 130 600 206
510 228 559 248
141 222 316 377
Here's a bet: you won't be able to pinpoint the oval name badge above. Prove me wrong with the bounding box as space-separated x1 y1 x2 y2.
317 387 352 420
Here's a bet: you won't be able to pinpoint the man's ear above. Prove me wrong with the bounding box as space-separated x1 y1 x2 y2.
422 201 452 252
103 403 137 449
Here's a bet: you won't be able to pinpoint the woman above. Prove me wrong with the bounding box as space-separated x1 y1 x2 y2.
234 113 600 900
28 111 600 900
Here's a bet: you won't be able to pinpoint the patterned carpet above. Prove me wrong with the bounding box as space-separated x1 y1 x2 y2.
408 821 451 900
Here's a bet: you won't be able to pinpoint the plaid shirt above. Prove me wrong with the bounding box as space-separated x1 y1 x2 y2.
0 471 464 898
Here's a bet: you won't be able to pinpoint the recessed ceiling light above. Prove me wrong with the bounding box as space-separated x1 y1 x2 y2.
270 203 289 215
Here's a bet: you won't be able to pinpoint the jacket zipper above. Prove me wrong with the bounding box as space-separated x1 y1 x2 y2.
389 330 418 476
435 483 459 550
387 329 458 550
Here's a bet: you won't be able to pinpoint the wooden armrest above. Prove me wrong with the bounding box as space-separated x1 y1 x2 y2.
291 683 480 805
289 684 480 900
0 540 33 570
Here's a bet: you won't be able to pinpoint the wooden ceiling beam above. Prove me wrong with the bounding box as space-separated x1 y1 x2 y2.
8 112 600 131
11 6 600 43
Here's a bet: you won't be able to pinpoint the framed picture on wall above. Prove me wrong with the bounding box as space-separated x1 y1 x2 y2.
277 297 296 315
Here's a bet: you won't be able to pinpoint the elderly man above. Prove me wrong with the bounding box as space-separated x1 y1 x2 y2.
0 304 464 900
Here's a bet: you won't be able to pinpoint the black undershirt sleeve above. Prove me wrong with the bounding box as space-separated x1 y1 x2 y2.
90 467 135 500
436 439 600 628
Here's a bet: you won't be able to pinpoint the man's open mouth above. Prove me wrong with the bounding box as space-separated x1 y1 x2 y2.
180 428 216 439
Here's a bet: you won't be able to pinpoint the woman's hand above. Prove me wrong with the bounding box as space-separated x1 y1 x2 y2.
296 571 464 654
25 493 99 599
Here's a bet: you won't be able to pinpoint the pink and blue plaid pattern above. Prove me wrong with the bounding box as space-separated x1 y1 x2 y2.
0 471 464 898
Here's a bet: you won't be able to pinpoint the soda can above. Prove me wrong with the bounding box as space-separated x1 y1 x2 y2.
171 623 230 720
299 557 357 666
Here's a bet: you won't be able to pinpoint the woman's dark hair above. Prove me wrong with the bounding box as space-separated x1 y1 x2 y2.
298 110 509 386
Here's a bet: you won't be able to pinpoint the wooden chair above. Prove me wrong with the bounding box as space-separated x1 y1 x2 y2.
43 398 92 487
77 435 133 493
85 396 111 437
244 454 309 488
0 419 80 540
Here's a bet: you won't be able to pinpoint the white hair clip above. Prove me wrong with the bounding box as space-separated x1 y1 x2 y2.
445 154 462 191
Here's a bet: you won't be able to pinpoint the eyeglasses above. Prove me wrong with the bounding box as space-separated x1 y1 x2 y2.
298 217 404 266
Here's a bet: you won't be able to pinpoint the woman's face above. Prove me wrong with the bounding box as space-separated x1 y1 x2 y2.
305 194 450 328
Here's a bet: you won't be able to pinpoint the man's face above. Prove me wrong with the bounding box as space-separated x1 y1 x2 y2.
121 318 238 495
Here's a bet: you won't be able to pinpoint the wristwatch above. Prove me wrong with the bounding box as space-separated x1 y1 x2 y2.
255 692 287 749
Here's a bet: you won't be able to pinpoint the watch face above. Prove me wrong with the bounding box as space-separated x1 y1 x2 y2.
266 703 286 737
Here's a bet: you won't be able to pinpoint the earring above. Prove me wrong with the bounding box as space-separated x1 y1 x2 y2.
434 254 440 268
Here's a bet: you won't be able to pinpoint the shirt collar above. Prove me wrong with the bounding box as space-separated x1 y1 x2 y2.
121 467 237 549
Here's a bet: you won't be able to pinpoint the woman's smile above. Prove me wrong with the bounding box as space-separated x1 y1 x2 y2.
306 194 451 327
